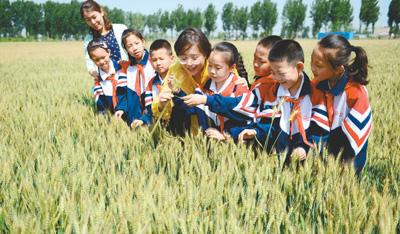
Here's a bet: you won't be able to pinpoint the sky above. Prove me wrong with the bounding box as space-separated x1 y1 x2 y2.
32 0 391 35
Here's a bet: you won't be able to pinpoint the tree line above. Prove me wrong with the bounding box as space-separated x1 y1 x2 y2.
0 0 398 40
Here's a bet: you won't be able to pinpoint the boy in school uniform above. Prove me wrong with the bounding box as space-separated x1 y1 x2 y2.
136 39 175 127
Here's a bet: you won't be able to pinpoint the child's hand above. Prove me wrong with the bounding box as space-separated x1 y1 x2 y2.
238 129 257 143
89 69 99 80
292 147 307 161
205 128 226 141
158 91 173 111
114 110 124 118
182 94 207 107
159 91 173 103
131 119 144 128
167 73 181 94
234 77 248 87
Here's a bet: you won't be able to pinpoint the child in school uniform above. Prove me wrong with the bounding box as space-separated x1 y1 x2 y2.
87 39 120 114
185 40 317 162
133 39 175 127
184 42 249 140
182 36 283 138
310 34 372 174
114 29 156 127
250 35 283 89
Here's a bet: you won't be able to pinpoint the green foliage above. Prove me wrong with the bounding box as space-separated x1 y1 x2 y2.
0 0 12 36
186 9 203 29
222 2 235 39
204 4 218 37
127 13 146 33
388 0 400 37
158 11 170 34
310 0 330 37
106 7 125 25
260 0 278 36
171 4 187 33
249 1 262 38
233 6 248 39
359 0 379 34
281 0 307 39
0 39 399 233
330 0 353 31
146 11 161 35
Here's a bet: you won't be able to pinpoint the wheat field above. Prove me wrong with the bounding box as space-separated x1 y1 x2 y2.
0 40 399 233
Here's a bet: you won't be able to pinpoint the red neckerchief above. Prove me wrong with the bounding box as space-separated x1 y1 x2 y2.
284 96 314 148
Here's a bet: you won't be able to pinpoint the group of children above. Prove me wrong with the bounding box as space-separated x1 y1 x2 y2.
86 27 372 174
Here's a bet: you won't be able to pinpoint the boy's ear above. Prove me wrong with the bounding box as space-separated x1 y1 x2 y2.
296 61 304 73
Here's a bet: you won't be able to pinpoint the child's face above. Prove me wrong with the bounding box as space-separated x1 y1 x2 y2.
83 10 105 32
90 47 111 72
178 45 206 78
270 60 303 91
150 48 174 76
208 51 232 84
253 45 271 77
311 45 342 83
125 34 145 61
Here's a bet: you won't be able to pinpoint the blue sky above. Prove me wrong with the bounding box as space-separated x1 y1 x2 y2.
33 0 391 34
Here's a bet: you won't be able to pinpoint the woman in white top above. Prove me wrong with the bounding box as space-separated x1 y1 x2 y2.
80 0 128 79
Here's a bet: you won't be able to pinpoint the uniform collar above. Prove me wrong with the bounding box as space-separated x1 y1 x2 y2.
208 73 234 94
277 72 311 99
153 72 164 85
129 49 150 66
316 70 349 96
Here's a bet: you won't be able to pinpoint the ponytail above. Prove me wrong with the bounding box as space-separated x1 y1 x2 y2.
349 46 369 85
319 34 369 85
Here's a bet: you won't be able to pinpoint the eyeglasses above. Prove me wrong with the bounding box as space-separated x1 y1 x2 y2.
178 55 204 65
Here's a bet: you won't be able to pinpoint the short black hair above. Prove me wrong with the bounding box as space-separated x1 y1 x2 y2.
150 39 173 55
257 35 283 49
268 39 304 65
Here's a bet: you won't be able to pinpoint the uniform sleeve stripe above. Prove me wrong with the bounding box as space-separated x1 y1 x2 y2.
342 121 371 155
311 115 330 132
312 108 327 116
348 111 372 130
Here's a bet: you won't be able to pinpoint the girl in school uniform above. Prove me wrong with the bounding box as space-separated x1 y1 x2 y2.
188 42 249 140
310 34 372 174
114 29 156 127
86 40 120 114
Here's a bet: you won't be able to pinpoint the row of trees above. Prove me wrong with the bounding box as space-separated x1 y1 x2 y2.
0 0 398 39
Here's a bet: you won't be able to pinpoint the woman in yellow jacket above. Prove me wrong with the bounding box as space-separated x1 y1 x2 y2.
152 28 212 136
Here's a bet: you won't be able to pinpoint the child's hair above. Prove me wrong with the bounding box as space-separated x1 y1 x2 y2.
257 35 283 49
174 27 212 58
150 39 173 56
213 42 248 80
121 28 145 50
80 0 112 38
268 39 304 65
87 39 109 59
318 34 368 85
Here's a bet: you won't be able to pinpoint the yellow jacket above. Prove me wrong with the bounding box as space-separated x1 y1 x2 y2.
152 61 210 134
